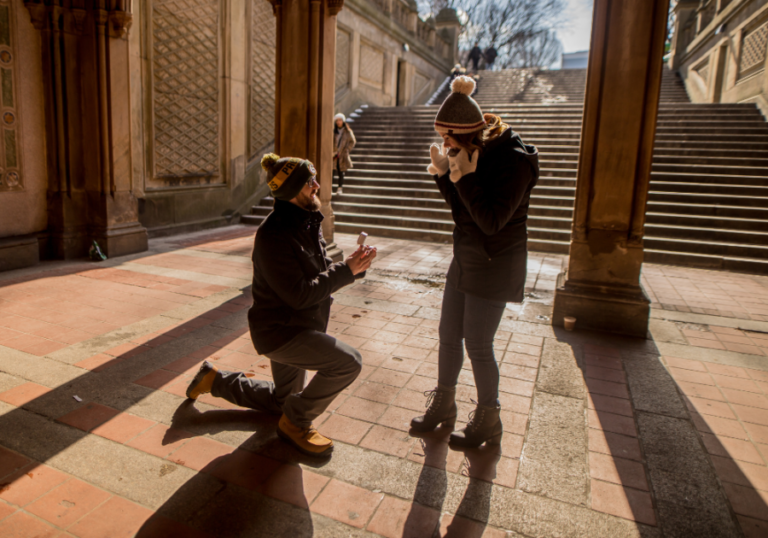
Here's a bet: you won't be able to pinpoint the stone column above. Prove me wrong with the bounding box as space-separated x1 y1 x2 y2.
434 8 461 66
668 0 698 70
24 0 147 259
552 0 670 337
271 0 343 260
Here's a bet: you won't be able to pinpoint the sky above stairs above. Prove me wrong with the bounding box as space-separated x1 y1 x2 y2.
558 0 593 56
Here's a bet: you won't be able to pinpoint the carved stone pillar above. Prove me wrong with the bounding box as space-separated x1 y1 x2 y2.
25 0 147 259
552 0 670 337
271 0 343 260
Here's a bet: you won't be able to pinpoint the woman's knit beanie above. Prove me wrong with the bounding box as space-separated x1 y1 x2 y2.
334 113 346 123
260 153 316 201
434 76 485 135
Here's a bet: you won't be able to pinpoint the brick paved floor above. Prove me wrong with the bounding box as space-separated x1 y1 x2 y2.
0 225 766 537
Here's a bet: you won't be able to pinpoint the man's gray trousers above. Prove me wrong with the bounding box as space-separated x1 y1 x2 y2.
210 330 362 428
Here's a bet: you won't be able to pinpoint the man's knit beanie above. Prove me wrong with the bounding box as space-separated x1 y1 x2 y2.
260 153 316 201
434 76 485 135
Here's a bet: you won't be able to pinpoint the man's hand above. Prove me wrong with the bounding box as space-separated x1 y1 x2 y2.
346 245 377 275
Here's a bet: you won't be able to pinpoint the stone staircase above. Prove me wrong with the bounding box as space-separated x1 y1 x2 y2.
243 68 768 273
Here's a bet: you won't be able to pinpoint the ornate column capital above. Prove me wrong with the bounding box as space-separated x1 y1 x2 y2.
327 0 344 16
23 1 47 30
107 10 133 37
268 0 282 16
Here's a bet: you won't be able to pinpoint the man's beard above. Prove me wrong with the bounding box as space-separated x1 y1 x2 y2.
297 191 322 211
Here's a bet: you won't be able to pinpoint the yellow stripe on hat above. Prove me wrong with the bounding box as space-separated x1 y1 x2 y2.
268 158 302 191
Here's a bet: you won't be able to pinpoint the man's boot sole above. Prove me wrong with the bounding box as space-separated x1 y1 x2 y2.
276 426 333 458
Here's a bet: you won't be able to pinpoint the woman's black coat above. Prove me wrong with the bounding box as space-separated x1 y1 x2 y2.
434 128 539 303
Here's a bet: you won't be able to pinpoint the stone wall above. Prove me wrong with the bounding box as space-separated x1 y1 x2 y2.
670 0 768 113
136 0 454 237
0 0 47 270
135 0 268 237
0 0 455 272
334 0 454 113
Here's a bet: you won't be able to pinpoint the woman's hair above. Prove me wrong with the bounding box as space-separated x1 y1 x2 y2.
447 113 509 154
334 120 349 133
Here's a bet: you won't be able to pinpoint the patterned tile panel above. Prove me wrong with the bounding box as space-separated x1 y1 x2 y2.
0 0 20 191
739 20 767 78
359 43 384 88
152 0 220 178
250 0 276 158
336 28 350 93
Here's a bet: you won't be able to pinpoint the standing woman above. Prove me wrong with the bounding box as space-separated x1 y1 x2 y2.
410 76 539 448
333 113 356 196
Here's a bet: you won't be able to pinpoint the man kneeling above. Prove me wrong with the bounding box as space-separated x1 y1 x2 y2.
186 153 376 458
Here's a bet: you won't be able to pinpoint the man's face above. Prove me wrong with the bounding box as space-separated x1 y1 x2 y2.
292 176 321 211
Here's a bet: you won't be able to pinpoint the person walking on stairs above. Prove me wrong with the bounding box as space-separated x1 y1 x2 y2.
333 113 356 196
186 153 377 458
411 75 539 448
468 42 483 72
484 45 498 71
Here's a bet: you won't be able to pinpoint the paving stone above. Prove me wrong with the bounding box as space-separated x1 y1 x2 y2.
188 480 378 538
0 465 69 507
67 495 154 538
536 339 585 399
648 319 688 345
26 477 111 529
0 348 83 390
517 391 589 506
0 372 24 394
636 412 741 536
623 352 689 419
43 433 197 510
487 486 659 538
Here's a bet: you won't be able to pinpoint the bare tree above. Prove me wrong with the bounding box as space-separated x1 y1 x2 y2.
419 0 567 69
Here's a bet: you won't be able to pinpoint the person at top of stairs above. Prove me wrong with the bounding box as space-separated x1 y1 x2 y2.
411 75 540 448
333 113 356 196
468 42 483 72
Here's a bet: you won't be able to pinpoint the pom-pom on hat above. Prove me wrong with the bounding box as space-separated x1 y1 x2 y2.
434 75 485 135
260 153 317 201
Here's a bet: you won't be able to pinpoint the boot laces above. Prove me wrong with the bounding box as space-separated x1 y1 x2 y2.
423 389 441 415
466 408 485 433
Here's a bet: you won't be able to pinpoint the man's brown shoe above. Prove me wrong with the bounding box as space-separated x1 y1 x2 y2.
186 361 218 400
276 414 334 458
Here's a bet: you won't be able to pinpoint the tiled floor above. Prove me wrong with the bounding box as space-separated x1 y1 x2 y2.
642 264 768 321
0 225 766 537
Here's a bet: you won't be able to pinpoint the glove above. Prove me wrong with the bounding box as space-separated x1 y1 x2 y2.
427 143 449 176
448 148 479 183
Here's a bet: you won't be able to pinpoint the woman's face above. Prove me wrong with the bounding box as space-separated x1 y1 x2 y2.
441 133 457 148
335 119 344 128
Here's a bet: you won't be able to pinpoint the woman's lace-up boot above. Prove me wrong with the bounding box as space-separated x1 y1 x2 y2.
410 385 457 432
449 404 503 448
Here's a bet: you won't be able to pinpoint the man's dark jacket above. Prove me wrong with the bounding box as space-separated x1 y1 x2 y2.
434 128 539 303
248 200 358 354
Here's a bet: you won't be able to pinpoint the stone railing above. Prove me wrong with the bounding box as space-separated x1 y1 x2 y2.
417 18 432 44
368 0 452 61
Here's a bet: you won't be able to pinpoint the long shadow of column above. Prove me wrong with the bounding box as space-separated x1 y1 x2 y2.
555 326 765 536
